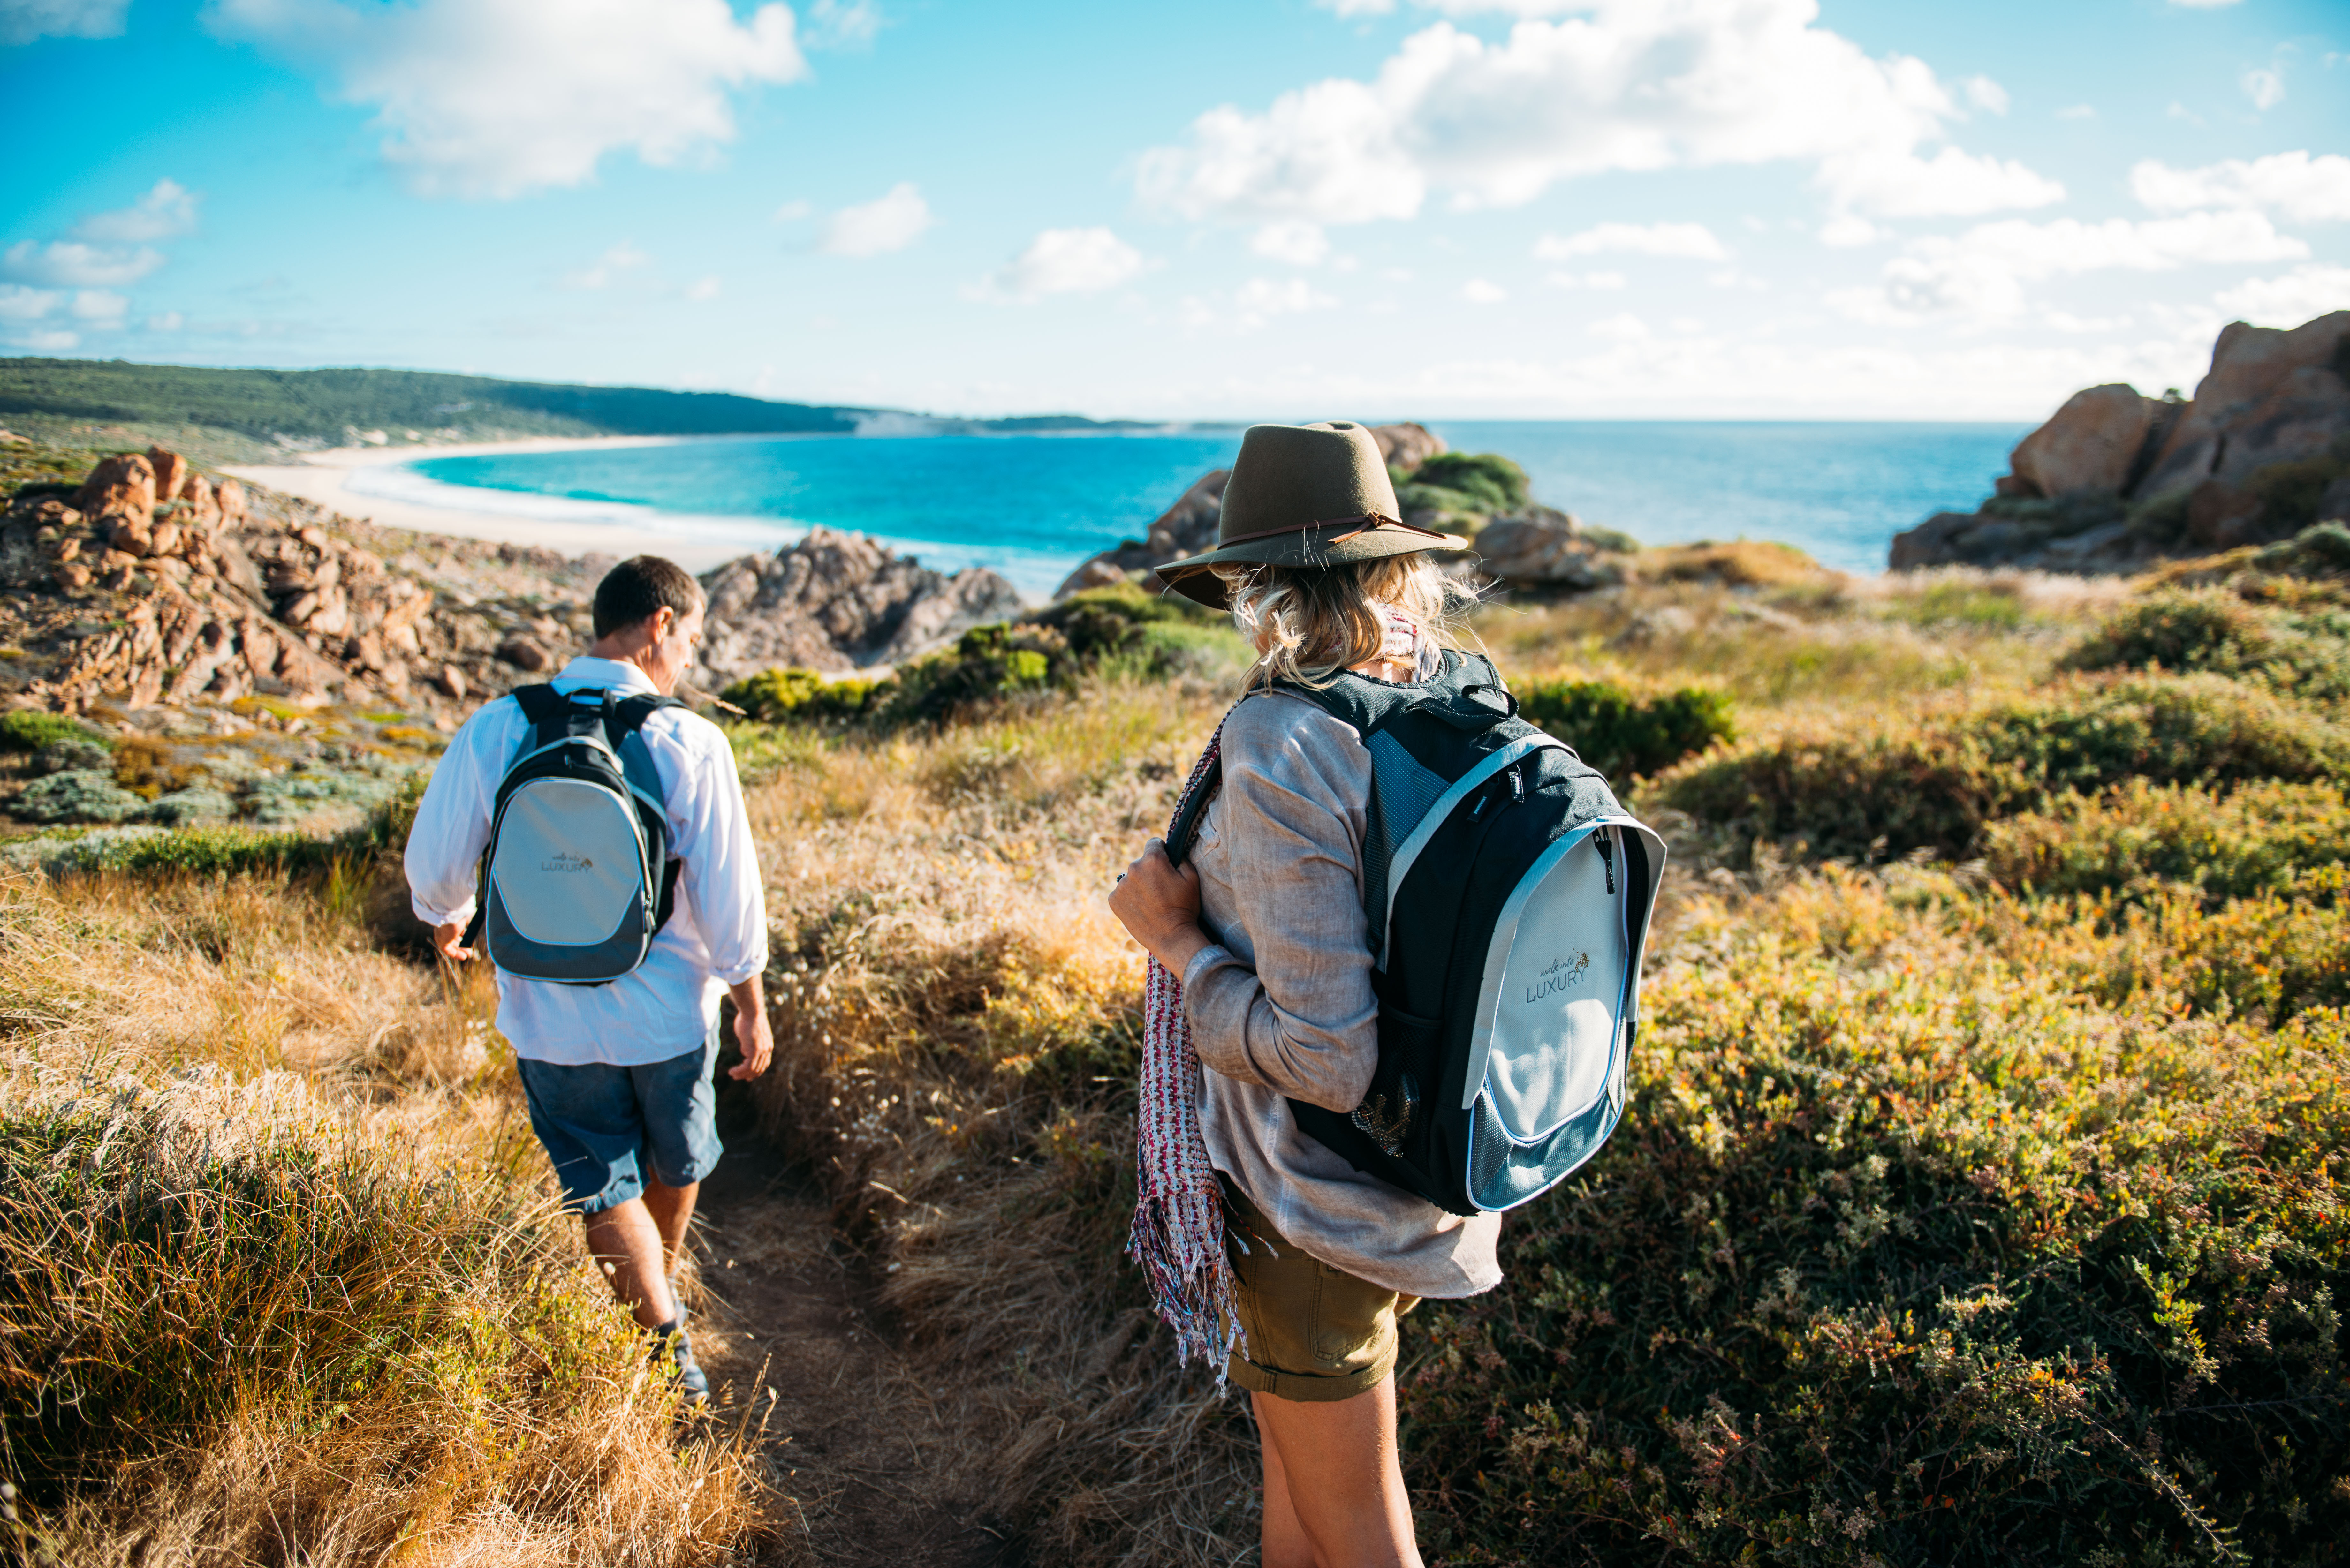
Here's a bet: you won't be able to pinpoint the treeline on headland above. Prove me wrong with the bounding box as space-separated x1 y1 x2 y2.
0 355 1168 456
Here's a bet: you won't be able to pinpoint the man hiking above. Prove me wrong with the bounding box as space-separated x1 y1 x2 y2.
405 554 771 1405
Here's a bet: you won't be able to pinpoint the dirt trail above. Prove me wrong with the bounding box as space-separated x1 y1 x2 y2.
683 1083 1017 1568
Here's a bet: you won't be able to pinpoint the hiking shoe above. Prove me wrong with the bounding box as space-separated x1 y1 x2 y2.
651 1323 709 1408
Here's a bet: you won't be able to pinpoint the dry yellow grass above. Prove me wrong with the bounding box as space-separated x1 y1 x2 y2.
0 868 788 1567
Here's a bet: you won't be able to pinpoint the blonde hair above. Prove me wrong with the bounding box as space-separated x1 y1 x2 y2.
1217 552 1481 692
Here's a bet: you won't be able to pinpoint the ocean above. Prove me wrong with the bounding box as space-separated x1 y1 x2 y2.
354 422 2031 598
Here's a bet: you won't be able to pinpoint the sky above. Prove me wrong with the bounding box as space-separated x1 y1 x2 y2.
1 0 2345 423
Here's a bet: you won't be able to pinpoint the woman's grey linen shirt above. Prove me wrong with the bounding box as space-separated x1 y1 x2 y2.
1180 689 1503 1300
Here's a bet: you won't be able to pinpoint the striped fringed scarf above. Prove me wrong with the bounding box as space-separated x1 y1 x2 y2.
1126 719 1247 1386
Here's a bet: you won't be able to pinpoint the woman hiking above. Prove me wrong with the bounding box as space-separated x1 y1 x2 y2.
1110 421 1493 1568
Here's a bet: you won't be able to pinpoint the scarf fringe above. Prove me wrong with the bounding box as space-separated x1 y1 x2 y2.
1125 720 1246 1387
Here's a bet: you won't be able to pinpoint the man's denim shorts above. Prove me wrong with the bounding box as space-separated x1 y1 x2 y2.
515 1023 723 1213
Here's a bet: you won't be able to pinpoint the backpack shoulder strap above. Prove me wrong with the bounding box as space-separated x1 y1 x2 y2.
610 691 686 739
510 683 569 737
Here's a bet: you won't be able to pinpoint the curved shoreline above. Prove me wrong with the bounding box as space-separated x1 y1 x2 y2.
221 436 764 572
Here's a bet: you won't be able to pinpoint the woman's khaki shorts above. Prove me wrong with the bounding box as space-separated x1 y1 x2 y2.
1221 1179 1420 1403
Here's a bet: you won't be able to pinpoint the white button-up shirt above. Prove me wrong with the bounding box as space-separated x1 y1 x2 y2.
404 656 769 1066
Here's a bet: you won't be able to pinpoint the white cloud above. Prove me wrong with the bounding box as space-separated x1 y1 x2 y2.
772 199 813 222
1 239 166 286
1962 75 2008 115
2166 0 2242 7
16 328 78 351
1184 276 1340 333
1545 270 1626 289
2213 264 2350 328
2057 104 2096 120
562 241 650 290
1461 277 1507 303
1137 4 2061 224
802 0 879 49
0 284 60 320
1251 220 1331 266
73 178 201 243
146 311 185 331
987 227 1144 300
1315 0 1395 14
685 275 721 302
1818 214 1881 247
2131 151 2350 223
1842 210 2310 324
818 183 933 257
2241 66 2284 110
1589 311 1649 341
69 289 127 322
0 0 127 46
1815 145 2064 216
206 0 806 199
1536 221 1726 261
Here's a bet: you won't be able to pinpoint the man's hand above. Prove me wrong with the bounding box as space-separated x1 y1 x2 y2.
433 919 474 963
727 976 774 1081
1109 838 1211 974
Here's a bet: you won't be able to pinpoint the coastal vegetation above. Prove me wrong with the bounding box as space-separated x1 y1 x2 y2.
5 416 2350 1563
0 357 1151 465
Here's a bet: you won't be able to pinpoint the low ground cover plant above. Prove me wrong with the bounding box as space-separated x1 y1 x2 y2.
1653 670 2350 860
1516 676 1734 780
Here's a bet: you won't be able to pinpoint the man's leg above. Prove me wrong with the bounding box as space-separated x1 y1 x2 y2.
643 1178 699 1281
582 1195 679 1330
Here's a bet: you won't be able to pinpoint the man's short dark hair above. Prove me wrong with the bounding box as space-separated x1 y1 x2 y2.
593 555 704 639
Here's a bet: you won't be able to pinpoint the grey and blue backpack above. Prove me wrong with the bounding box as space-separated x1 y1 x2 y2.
1170 650 1667 1217
465 685 684 985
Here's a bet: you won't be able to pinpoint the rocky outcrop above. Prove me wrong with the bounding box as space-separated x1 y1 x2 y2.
2 446 611 723
696 526 1025 681
1469 506 1629 591
1055 470 1231 598
1052 423 1448 599
1369 421 1447 474
1894 311 2350 572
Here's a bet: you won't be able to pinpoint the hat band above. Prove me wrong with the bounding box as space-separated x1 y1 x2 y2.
1211 512 1448 549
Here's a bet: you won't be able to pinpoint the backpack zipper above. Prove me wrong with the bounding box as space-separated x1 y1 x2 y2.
1596 829 1616 894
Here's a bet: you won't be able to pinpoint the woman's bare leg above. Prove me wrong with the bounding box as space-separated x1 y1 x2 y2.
1251 1376 1422 1568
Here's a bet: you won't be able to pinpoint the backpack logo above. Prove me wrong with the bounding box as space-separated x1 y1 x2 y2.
539 851 596 873
1525 951 1591 1005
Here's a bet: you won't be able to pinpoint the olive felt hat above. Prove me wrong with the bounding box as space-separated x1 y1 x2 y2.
1153 421 1467 608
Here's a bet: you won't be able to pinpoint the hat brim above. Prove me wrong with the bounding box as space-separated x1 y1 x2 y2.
1151 521 1470 608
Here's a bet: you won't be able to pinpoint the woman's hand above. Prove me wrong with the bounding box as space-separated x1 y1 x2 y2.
1110 838 1212 974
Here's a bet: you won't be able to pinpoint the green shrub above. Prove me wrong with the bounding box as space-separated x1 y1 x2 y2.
13 768 146 824
2062 589 2274 675
1654 672 2350 859
1518 678 1735 781
2066 591 2350 702
1986 778 2350 902
2257 521 2350 578
1408 452 1530 514
1403 909 2350 1565
0 712 107 754
720 585 1245 735
720 665 887 725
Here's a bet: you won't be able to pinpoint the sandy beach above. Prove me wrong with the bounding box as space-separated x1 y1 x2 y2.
220 436 764 572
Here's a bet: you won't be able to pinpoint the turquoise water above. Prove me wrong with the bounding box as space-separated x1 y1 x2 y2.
375 423 2028 596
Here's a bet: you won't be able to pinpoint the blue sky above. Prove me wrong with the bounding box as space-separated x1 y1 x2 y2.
2 0 2344 421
